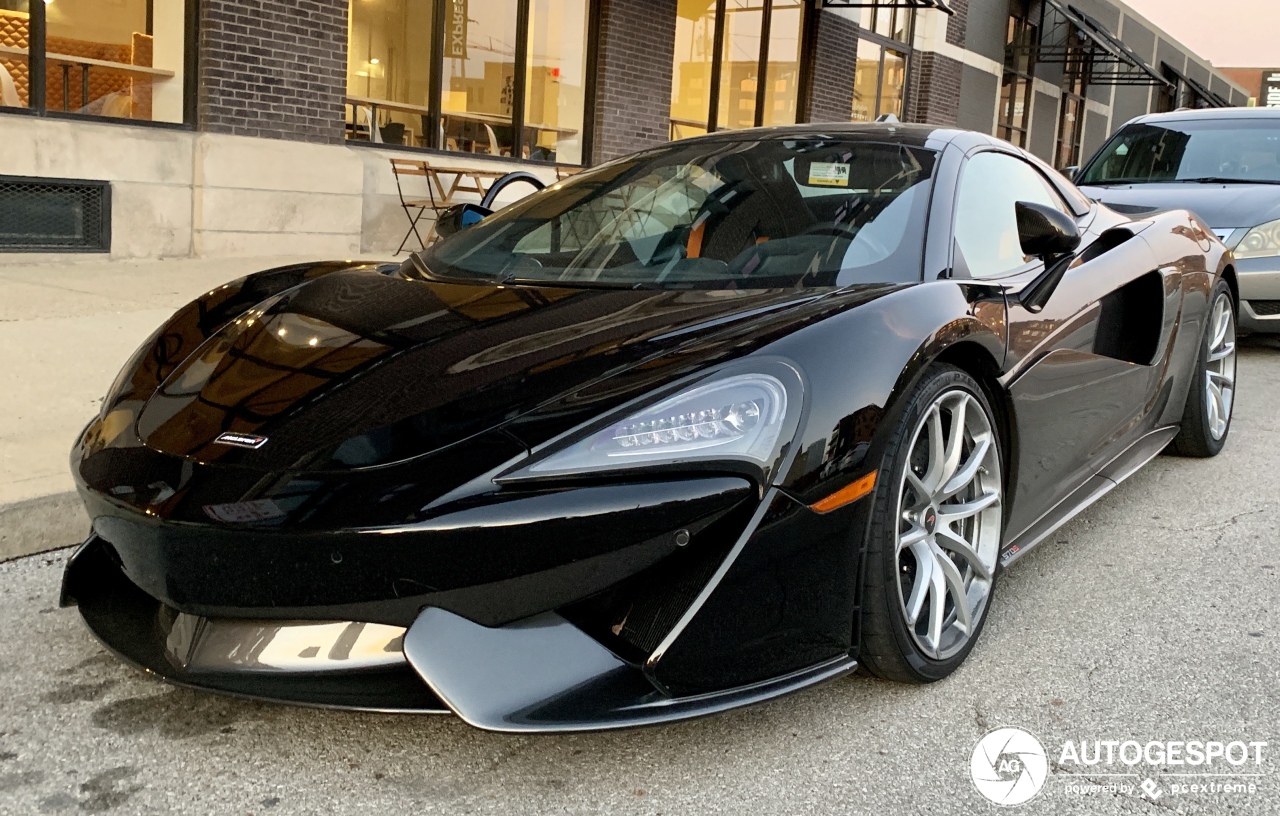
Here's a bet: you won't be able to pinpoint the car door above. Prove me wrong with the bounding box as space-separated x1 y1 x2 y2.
950 149 1171 542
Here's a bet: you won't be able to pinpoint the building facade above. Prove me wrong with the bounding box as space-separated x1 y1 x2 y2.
0 0 1249 259
1220 67 1280 108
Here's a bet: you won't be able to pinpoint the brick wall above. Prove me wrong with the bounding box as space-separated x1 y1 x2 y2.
198 0 349 144
945 0 970 48
590 0 678 163
803 10 858 123
905 51 963 127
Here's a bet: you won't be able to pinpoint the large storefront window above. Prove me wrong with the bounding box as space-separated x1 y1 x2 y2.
347 0 435 146
1055 42 1088 169
525 0 589 164
838 6 912 122
670 0 717 139
998 9 1036 146
0 1 29 110
344 0 589 164
716 0 765 131
761 0 801 127
440 2 518 155
669 0 805 137
0 0 186 122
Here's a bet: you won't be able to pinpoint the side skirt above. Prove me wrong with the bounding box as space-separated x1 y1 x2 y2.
1000 425 1179 569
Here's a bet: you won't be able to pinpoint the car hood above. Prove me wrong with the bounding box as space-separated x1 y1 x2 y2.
134 266 894 472
1079 182 1280 230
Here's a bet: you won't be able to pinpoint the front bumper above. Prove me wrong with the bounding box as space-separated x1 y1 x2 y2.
1234 257 1280 333
63 479 867 731
76 477 754 628
66 539 448 712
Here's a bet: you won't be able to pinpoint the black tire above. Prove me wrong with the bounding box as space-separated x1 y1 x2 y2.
859 364 1002 684
1170 279 1236 458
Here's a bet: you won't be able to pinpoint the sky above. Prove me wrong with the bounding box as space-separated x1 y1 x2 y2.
1122 0 1280 68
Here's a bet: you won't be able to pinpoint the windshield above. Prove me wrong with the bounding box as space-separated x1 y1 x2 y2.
1079 119 1280 186
416 137 937 289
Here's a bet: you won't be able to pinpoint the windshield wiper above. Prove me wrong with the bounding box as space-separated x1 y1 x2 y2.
1077 179 1151 186
407 254 521 285
1170 177 1280 185
1083 176 1280 186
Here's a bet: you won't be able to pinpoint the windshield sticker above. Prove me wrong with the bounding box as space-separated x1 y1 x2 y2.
808 162 851 187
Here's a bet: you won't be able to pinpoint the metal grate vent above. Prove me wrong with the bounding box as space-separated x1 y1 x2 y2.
1250 300 1280 317
0 176 111 252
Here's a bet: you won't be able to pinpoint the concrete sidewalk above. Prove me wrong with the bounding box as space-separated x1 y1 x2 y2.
0 254 397 560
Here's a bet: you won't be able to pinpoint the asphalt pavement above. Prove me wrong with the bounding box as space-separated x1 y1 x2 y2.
0 341 1276 816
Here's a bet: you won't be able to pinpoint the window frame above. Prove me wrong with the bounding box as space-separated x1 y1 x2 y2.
671 0 813 137
997 8 1036 147
347 0 598 166
1053 24 1090 170
0 0 199 129
846 6 916 123
1156 65 1182 113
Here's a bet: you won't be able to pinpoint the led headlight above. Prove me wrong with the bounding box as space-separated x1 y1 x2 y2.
1234 218 1280 259
517 373 791 478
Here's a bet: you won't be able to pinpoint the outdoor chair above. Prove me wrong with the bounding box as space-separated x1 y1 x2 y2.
389 159 439 253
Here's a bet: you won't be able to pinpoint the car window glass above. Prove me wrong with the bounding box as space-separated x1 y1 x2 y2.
1079 119 1280 184
422 138 938 289
953 152 1068 279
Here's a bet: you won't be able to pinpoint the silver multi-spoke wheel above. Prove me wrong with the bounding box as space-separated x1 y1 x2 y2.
1204 293 1236 441
894 389 1002 661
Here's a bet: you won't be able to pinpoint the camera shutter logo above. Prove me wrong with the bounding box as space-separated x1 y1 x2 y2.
970 727 1049 806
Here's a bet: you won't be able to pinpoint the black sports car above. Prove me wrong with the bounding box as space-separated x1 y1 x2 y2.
62 124 1237 732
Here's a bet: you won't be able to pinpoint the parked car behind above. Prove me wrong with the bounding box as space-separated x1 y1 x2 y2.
1077 107 1280 332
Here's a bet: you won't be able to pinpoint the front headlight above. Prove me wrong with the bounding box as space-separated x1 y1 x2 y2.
1234 218 1280 259
507 371 796 480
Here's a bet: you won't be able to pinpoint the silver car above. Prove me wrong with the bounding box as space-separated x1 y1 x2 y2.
1077 107 1280 333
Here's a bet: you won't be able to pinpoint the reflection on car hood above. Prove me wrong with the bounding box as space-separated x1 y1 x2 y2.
135 267 895 472
1080 182 1280 229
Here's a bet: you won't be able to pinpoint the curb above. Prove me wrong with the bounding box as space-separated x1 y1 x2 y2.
0 492 87 563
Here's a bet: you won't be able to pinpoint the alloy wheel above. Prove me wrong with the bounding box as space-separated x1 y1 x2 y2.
1204 292 1237 441
894 389 1002 661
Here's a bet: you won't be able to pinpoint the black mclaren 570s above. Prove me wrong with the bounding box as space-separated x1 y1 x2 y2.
63 123 1238 732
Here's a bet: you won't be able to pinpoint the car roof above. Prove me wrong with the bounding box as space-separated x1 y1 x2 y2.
670 122 974 151
1128 107 1280 126
663 123 1090 215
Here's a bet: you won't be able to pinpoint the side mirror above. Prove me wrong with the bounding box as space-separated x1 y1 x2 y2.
1017 200 1081 260
434 203 493 240
1015 201 1082 313
1064 165 1080 181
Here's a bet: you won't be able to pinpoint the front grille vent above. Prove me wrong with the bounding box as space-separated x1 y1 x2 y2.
1103 202 1160 215
0 176 111 252
1251 300 1280 317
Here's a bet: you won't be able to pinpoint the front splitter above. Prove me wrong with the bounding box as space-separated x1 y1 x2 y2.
67 539 449 714
65 537 858 730
403 606 858 733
